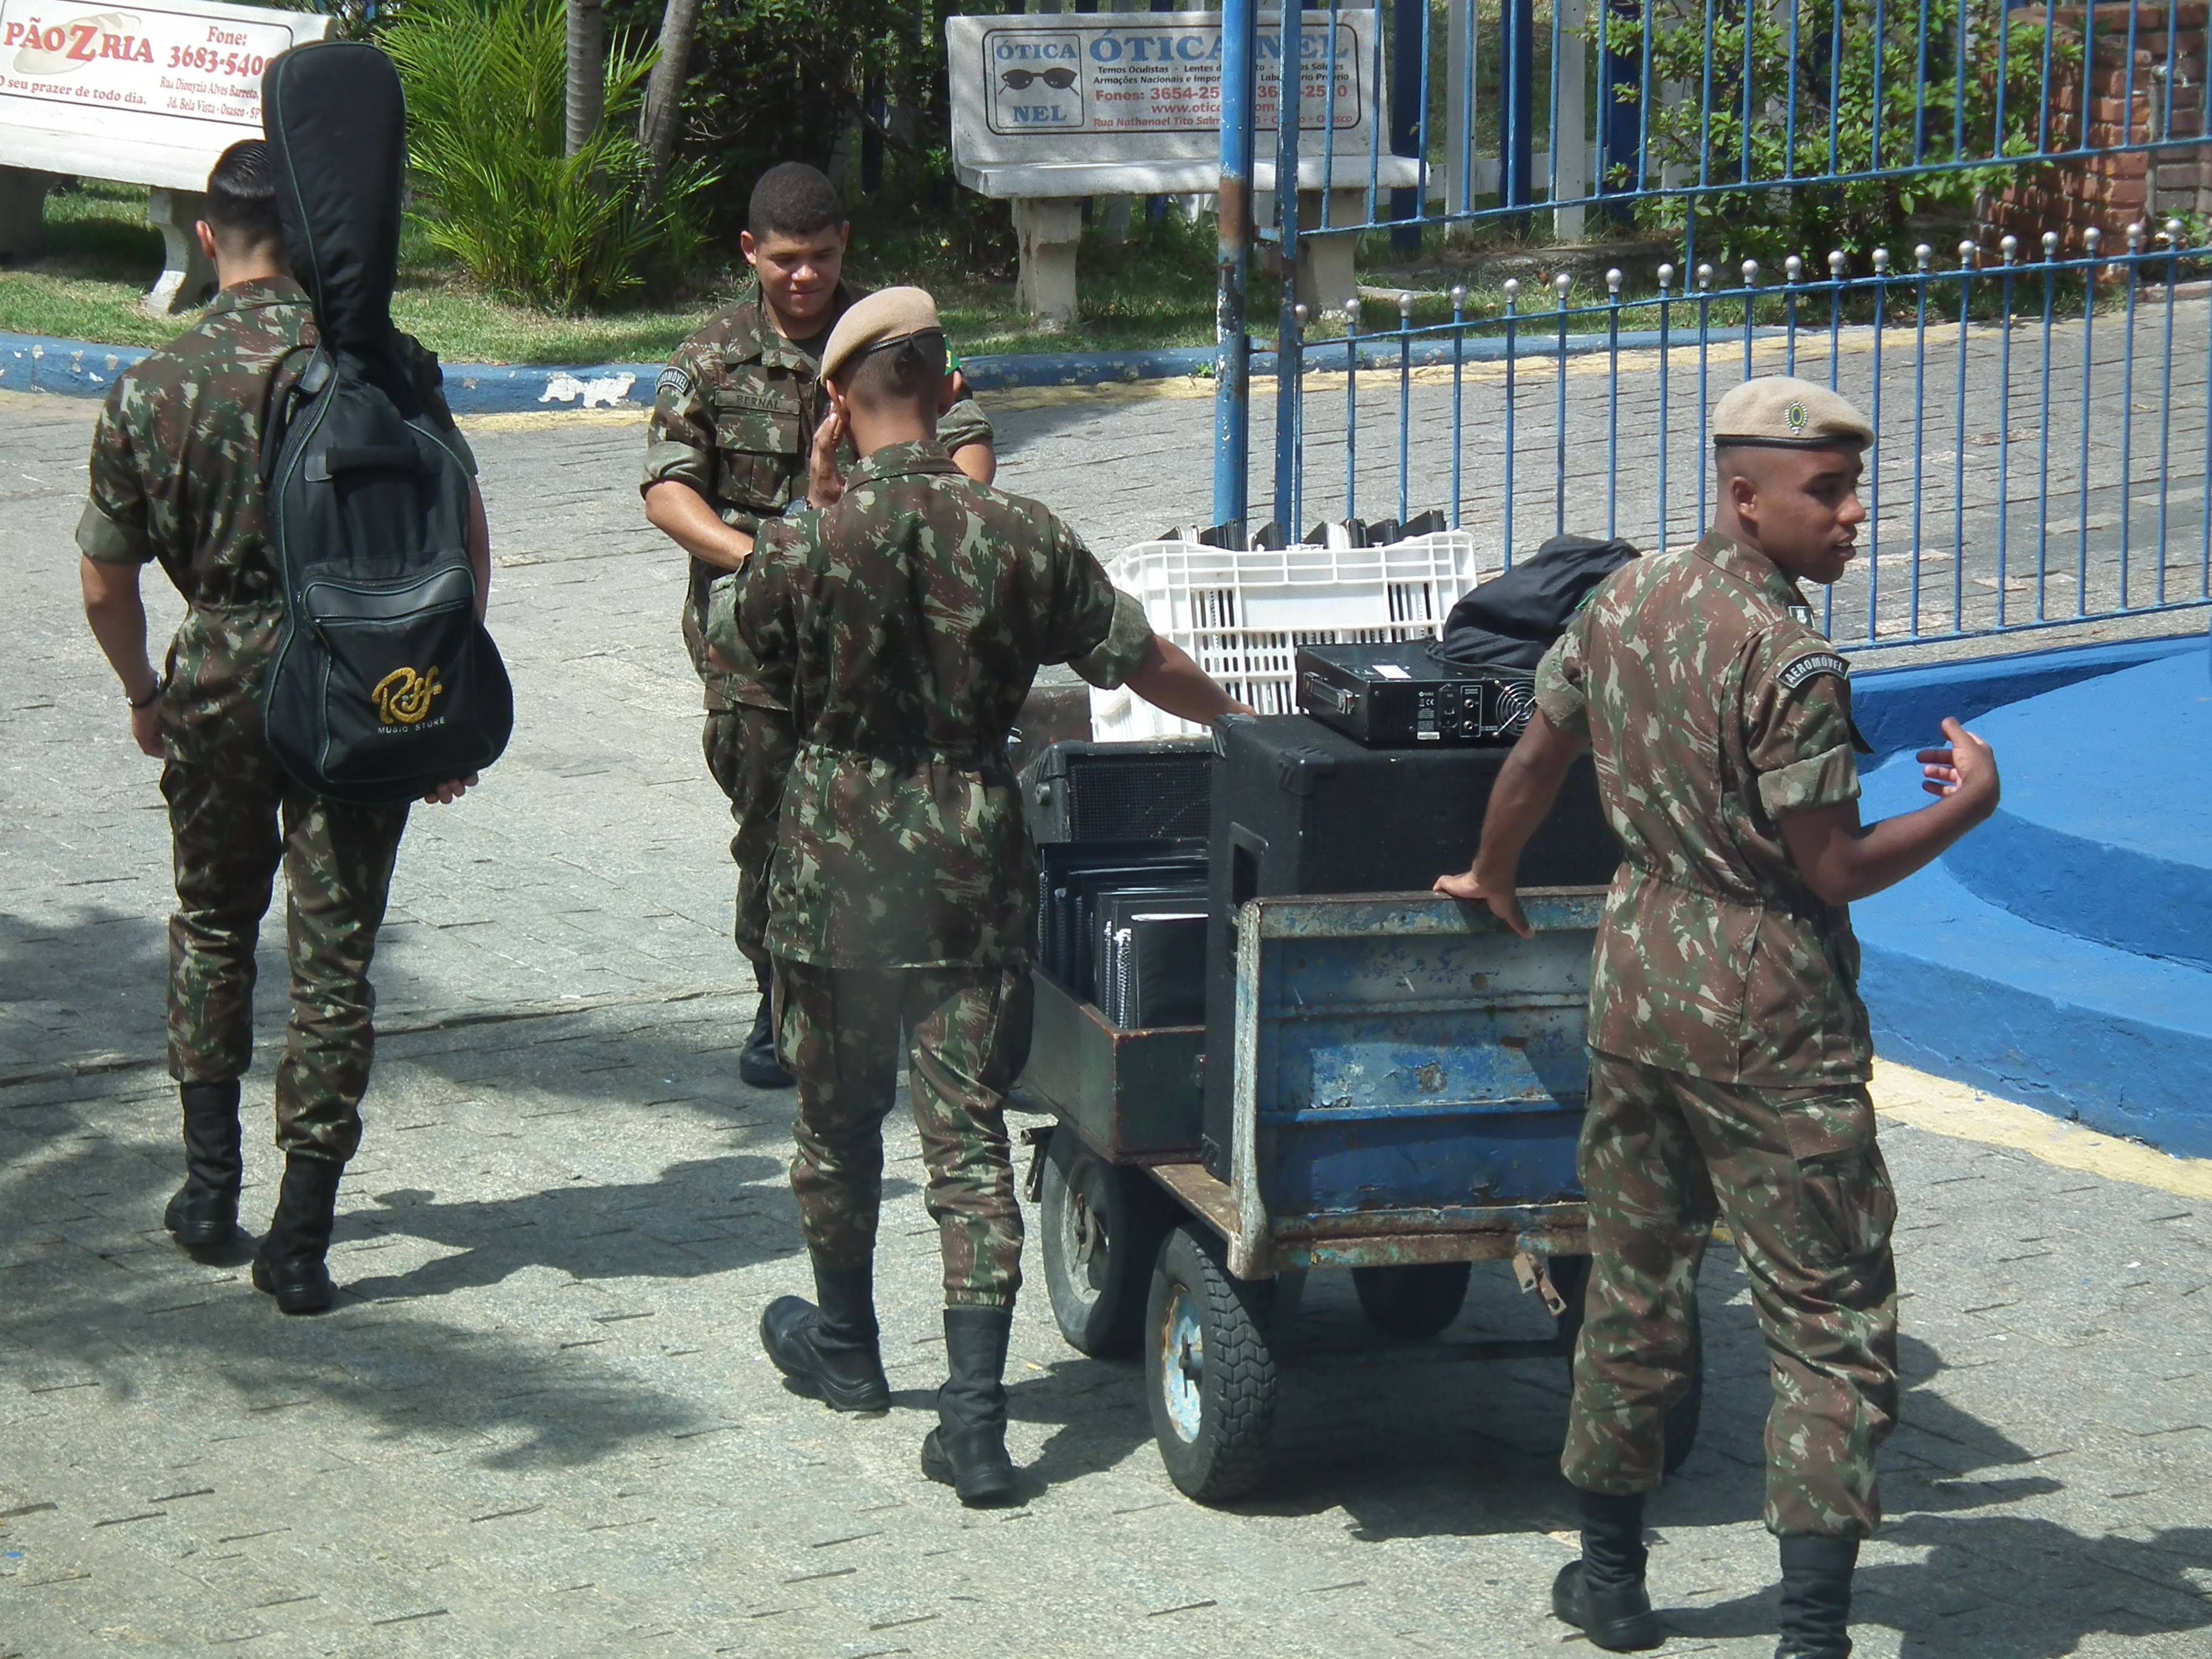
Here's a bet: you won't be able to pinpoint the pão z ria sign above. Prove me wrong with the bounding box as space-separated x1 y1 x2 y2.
0 0 326 191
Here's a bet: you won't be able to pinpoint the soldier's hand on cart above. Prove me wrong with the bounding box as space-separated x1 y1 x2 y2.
808 408 848 509
1915 717 1999 808
421 774 479 806
1433 865 1533 940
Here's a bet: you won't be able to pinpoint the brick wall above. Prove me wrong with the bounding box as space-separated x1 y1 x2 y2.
1978 2 2211 259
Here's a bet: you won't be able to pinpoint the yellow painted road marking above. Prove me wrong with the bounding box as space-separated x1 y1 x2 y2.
1872 1057 2212 1200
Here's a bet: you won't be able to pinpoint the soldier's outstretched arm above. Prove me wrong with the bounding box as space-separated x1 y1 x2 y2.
1123 637 1250 725
1435 709 1589 939
645 480 756 573
1780 718 1999 905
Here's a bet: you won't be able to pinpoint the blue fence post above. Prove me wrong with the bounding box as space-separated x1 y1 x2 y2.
1501 0 1535 235
1214 0 1260 538
1273 0 1305 535
1997 233 2017 630
1390 0 1424 253
1597 0 1643 227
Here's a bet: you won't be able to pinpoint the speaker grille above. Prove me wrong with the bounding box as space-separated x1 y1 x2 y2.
1064 754 1212 842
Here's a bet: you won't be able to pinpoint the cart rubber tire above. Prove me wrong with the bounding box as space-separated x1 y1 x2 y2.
1039 1130 1168 1358
1144 1222 1278 1503
1351 1262 1473 1340
1550 1255 1704 1476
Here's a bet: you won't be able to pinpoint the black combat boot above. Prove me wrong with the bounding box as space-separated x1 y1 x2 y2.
250 1153 343 1315
163 1079 243 1249
920 1305 1021 1507
1775 1535 1858 1659
1550 1487 1663 1651
760 1256 892 1413
737 965 793 1090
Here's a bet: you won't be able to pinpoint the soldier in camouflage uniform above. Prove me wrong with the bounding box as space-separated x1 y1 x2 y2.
76 140 486 1316
1437 378 2000 1657
642 163 996 1091
725 289 1242 1507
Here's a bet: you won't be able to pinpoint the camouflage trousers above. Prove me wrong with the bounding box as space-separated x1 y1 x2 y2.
1563 1050 1900 1539
159 609 407 1164
702 702 797 967
773 962 1035 1309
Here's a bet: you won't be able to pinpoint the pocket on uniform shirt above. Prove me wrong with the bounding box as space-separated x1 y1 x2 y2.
711 394 802 506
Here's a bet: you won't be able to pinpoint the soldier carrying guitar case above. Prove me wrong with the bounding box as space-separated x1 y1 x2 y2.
257 41 512 806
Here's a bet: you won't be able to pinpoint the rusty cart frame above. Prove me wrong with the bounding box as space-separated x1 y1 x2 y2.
1022 887 1702 1502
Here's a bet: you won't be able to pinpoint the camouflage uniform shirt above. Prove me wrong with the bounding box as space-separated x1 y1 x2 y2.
736 441 1155 970
641 283 995 714
76 275 474 604
1533 532 1872 1086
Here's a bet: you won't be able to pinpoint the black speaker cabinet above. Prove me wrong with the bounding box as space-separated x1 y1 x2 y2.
1019 738 1213 845
1198 714 1619 1179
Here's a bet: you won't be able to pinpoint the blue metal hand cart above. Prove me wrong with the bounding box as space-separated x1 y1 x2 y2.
1022 887 1703 1502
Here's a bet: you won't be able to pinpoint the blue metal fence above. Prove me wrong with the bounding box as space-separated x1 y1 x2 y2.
1209 0 2212 648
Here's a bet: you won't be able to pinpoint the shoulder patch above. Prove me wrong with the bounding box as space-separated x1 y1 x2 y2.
1776 650 1851 692
655 366 694 404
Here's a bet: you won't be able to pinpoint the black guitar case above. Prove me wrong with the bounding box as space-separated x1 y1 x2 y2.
258 41 512 806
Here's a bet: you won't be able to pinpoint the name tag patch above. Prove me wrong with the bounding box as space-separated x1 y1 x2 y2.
1777 651 1851 692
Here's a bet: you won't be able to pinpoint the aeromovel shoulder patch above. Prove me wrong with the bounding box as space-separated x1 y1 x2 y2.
655 365 694 404
1775 650 1851 692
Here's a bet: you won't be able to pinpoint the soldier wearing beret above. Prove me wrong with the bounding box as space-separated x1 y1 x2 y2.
1438 376 2002 1657
725 288 1245 1507
642 163 997 1091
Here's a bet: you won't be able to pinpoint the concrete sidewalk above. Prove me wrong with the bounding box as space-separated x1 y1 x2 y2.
4 387 2210 1657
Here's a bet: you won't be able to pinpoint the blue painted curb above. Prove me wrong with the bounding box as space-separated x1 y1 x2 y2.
4 323 1734 412
1849 630 2207 761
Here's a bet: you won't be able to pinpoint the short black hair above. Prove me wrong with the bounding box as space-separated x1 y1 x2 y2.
204 139 283 252
747 162 846 243
841 330 947 409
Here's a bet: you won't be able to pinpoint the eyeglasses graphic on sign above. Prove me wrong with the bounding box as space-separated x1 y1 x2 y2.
1000 67 1076 90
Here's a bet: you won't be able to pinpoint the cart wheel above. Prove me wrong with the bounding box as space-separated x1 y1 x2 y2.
1039 1130 1168 1358
1551 1255 1704 1476
1351 1262 1473 1340
1144 1222 1278 1503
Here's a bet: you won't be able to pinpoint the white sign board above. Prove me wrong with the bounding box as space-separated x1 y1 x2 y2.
948 10 1406 195
0 0 327 191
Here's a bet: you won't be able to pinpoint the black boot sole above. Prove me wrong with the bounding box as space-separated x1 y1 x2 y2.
251 1255 336 1315
163 1204 239 1250
759 1305 890 1413
920 1429 1020 1507
1552 1561 1664 1652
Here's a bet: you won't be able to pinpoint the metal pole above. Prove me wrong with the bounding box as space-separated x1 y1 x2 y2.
1215 0 1260 538
1502 0 1535 234
1273 0 1305 532
1391 0 1424 252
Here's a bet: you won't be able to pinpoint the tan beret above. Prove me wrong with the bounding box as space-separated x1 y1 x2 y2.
1711 375 1872 452
820 286 943 383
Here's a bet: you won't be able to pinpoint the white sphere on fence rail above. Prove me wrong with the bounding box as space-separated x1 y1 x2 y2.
1606 267 1623 297
2001 234 2019 264
1959 240 1977 269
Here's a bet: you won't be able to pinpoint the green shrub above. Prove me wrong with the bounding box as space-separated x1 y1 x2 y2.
384 0 716 313
1610 0 2073 264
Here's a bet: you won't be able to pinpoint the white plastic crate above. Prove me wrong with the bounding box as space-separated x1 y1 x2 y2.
1090 531 1491 740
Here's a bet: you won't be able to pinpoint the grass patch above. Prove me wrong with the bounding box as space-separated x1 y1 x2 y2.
0 181 1238 363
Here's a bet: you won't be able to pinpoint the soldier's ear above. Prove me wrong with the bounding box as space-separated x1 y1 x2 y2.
194 221 220 263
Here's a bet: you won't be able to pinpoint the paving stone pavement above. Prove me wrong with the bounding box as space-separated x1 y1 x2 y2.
4 384 2211 1657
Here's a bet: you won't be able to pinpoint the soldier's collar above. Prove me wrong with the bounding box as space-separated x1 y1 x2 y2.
1692 532 1811 613
728 281 860 369
846 439 960 487
206 275 310 315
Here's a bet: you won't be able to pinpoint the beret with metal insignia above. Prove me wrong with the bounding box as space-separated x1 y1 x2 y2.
1710 375 1874 452
820 287 945 383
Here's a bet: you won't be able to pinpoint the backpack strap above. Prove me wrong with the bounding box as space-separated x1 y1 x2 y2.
258 343 330 488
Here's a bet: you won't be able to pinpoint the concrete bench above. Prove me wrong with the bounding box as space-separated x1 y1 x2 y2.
947 9 1421 329
0 0 328 313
